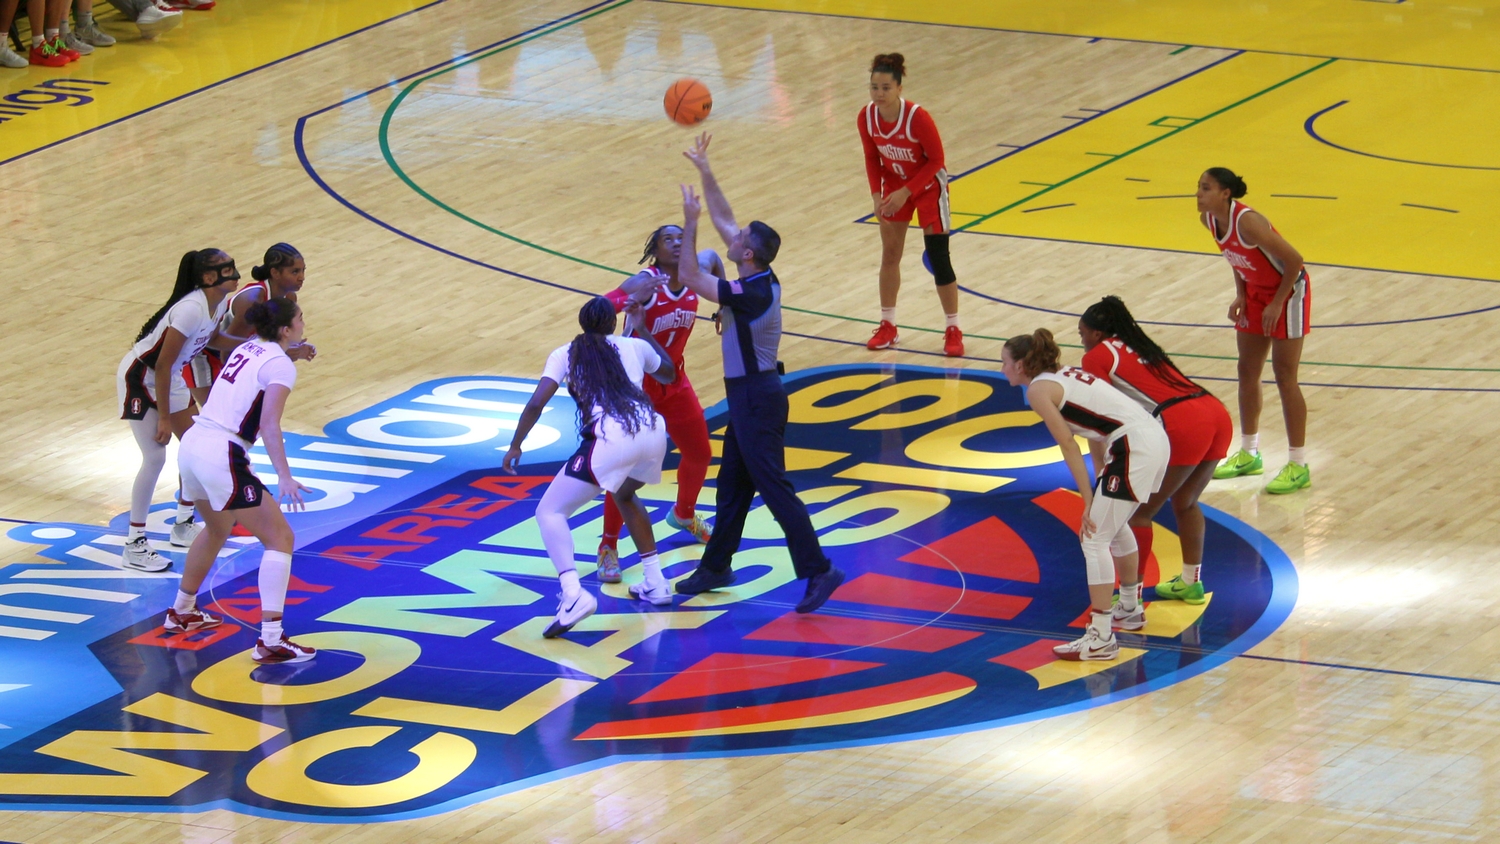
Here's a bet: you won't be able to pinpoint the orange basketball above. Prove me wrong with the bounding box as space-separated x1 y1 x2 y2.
664 78 712 126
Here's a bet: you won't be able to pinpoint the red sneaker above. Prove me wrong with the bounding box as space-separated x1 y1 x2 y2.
253 637 316 664
50 37 80 62
29 42 68 67
164 607 222 633
943 326 965 357
867 320 899 350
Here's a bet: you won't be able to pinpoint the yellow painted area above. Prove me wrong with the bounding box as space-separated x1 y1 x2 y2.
1028 646 1147 690
0 0 431 163
576 681 976 740
955 53 1500 280
786 374 993 429
1140 594 1211 638
0 693 279 797
1151 522 1183 582
246 727 476 808
667 0 1500 72
834 462 1015 493
354 679 598 734
193 631 420 705
494 611 722 679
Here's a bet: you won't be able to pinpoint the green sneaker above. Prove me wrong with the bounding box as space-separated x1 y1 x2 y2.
1154 575 1206 605
1265 462 1311 494
1213 448 1263 479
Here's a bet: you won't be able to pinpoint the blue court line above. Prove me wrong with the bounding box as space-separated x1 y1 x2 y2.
1188 374 1500 393
0 0 455 170
0 517 35 524
1305 101 1500 171
1237 654 1500 687
959 284 1500 328
653 0 1500 76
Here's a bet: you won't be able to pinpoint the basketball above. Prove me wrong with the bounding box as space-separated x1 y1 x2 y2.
664 78 712 126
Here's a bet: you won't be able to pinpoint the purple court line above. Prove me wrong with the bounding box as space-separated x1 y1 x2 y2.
959 283 1500 328
1305 101 1500 171
0 517 36 524
0 0 457 169
1236 654 1500 687
653 0 1500 76
1188 374 1500 394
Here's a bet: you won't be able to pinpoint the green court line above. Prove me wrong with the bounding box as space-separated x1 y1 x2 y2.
371 35 1500 375
1169 45 1193 55
956 57 1337 230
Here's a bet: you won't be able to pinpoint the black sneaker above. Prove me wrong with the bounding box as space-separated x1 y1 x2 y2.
674 566 737 595
795 566 845 614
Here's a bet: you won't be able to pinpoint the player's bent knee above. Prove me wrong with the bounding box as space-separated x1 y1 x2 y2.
923 233 956 285
1109 530 1138 558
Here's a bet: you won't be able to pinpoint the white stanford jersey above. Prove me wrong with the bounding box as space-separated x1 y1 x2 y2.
1032 367 1158 443
541 336 661 429
128 289 228 372
195 339 298 446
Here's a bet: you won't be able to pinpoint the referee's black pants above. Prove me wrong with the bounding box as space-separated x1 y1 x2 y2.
700 372 831 579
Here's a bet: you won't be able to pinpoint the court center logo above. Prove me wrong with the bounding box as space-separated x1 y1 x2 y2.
0 365 1295 821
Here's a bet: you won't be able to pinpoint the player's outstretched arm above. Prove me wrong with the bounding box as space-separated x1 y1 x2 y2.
678 184 721 303
502 378 561 474
683 132 739 247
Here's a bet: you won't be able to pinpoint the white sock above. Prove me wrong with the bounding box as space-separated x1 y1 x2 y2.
1182 564 1201 585
128 523 146 541
1119 583 1139 611
1242 433 1259 454
176 500 195 525
880 307 896 324
1089 611 1113 637
260 619 283 645
33 35 43 46
945 313 960 329
45 28 58 40
559 569 581 599
1287 446 1306 465
258 550 292 614
640 551 663 588
173 590 196 613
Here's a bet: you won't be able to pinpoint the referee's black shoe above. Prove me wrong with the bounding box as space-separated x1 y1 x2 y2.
675 565 738 595
796 566 845 614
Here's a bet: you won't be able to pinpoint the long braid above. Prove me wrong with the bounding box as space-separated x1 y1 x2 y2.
568 297 655 434
1081 296 1202 393
135 250 218 342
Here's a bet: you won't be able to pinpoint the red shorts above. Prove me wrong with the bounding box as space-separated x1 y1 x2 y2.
882 176 950 235
1237 272 1311 340
1161 394 1233 467
182 349 224 391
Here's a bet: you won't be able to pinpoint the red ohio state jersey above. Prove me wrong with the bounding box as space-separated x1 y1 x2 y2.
1081 339 1200 412
1206 200 1310 291
605 277 699 389
857 100 946 196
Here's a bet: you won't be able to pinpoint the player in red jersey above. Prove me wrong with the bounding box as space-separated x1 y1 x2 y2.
592 225 724 582
858 53 964 357
1079 296 1233 605
1198 167 1310 495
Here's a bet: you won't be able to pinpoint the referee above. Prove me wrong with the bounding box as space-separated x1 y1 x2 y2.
670 133 845 614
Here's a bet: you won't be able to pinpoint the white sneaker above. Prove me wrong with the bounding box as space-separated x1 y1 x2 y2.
122 536 171 572
543 590 597 638
169 517 202 548
1052 626 1119 662
61 29 95 55
0 46 25 68
628 580 673 607
1111 602 1146 632
75 21 117 47
135 5 181 40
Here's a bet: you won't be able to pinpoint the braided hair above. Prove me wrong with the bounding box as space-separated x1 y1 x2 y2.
135 249 227 343
638 225 682 266
567 297 656 435
1080 296 1201 393
251 242 302 281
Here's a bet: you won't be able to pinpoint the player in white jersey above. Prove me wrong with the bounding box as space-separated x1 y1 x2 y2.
163 297 317 665
502 297 677 638
1001 328 1170 662
115 249 240 572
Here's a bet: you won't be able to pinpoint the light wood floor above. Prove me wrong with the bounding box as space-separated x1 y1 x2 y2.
4 0 1500 840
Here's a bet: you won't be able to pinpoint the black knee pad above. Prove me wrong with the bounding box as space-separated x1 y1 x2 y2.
924 233 956 286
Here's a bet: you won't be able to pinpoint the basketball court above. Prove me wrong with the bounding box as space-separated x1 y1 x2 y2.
1 0 1498 840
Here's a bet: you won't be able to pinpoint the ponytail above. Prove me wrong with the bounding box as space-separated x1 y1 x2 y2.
1003 328 1062 377
1080 296 1202 393
870 52 906 84
1205 167 1247 198
246 297 299 342
135 249 220 343
251 242 302 281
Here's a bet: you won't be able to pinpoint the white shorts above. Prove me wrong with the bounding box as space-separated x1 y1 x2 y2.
116 351 192 417
562 413 667 494
178 426 269 511
1097 421 1170 503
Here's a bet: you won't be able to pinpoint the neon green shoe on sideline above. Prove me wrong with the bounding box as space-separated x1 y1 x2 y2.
1265 462 1311 494
1213 448 1263 479
1155 575 1206 605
